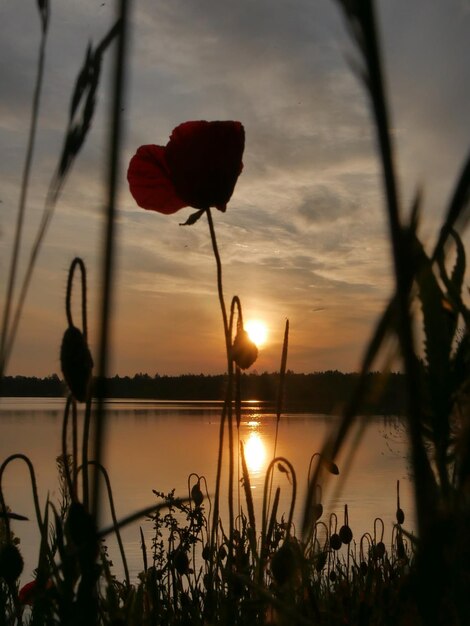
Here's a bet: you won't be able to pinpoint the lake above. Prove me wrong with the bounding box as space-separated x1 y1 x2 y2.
0 397 414 582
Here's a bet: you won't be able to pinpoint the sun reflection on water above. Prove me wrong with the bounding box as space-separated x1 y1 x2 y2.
243 429 267 474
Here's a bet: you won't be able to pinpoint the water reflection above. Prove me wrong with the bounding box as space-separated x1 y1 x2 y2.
243 431 266 474
0 398 415 583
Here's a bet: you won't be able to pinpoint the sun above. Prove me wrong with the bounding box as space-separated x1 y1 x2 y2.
245 319 268 347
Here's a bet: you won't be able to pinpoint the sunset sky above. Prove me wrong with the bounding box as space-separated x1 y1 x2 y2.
1 0 469 377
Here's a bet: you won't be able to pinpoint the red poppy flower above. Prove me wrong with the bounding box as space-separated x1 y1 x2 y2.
18 578 53 605
127 121 245 214
19 580 37 605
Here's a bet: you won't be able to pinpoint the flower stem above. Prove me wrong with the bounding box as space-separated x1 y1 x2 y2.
205 209 235 570
206 209 230 350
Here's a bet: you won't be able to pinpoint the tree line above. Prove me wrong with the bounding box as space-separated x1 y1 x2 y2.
0 371 406 414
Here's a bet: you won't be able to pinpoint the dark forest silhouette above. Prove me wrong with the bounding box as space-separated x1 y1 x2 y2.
0 371 406 414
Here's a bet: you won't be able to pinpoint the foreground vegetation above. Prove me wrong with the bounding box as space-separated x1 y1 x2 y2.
1 0 469 624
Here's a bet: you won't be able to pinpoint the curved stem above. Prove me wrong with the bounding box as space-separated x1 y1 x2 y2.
65 257 88 336
229 296 243 336
82 396 93 509
79 461 130 586
61 395 76 500
260 456 297 565
0 454 45 539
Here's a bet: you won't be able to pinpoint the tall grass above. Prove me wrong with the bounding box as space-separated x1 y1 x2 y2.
0 0 469 624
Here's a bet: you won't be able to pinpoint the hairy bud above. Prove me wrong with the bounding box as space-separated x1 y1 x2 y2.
61 326 93 402
231 328 258 370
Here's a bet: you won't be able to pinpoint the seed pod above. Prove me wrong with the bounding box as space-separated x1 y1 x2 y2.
339 504 353 544
0 543 24 584
231 328 258 370
375 541 386 559
270 541 298 586
396 480 405 524
218 545 227 561
329 569 337 582
65 501 97 561
60 326 93 402
191 481 204 507
173 549 190 576
330 533 342 551
339 524 353 545
202 544 211 561
360 561 368 576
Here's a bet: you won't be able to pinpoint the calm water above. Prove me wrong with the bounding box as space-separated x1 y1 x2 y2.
0 397 414 582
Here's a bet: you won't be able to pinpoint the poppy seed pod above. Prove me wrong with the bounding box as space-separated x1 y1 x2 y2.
231 328 258 370
315 551 328 572
339 524 353 545
60 325 93 402
173 549 190 576
218 545 227 561
0 543 24 584
270 541 298 586
330 533 342 551
65 501 97 561
374 541 386 559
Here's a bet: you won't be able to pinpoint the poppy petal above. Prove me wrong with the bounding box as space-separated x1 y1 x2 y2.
127 145 187 214
18 580 37 605
166 121 244 210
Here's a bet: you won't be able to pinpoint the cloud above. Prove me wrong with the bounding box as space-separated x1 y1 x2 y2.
1 0 469 376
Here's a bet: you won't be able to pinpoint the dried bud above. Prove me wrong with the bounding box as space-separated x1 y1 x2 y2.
60 326 93 402
231 328 258 370
0 543 24 584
